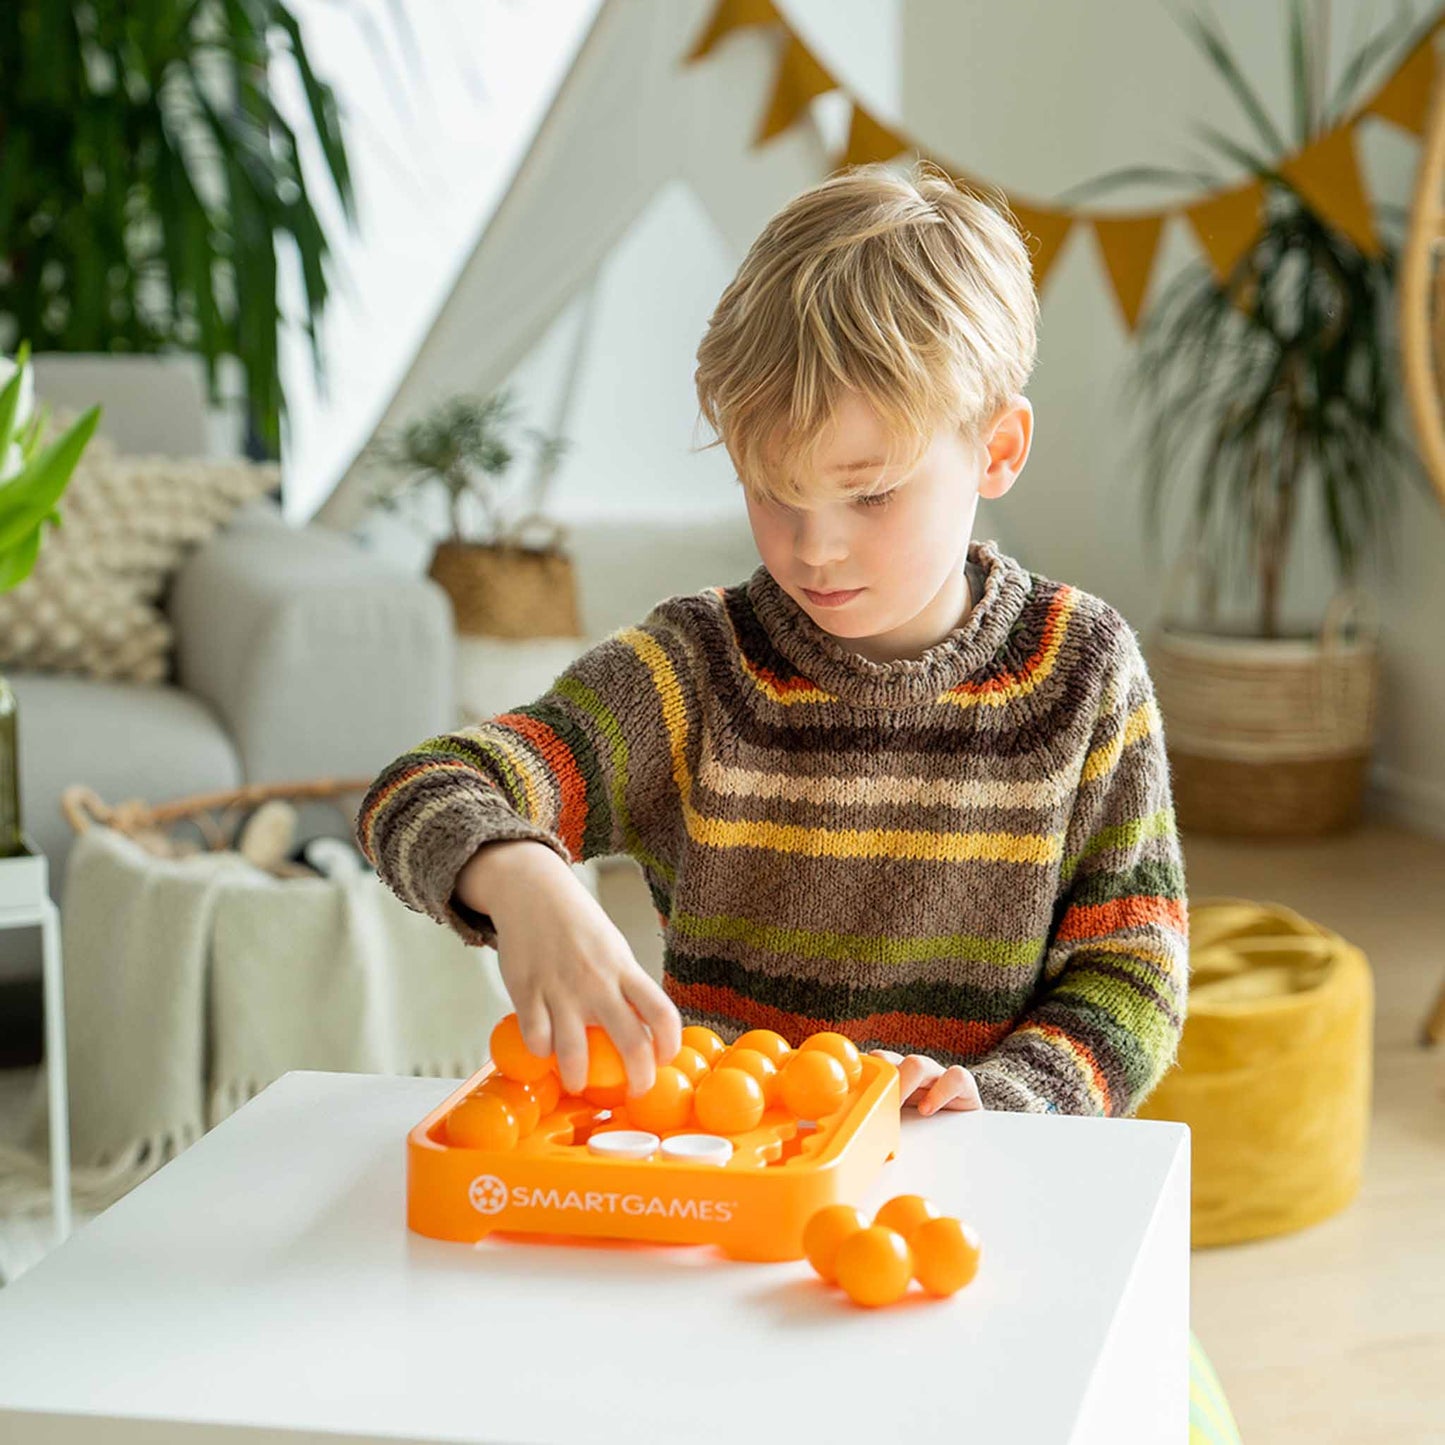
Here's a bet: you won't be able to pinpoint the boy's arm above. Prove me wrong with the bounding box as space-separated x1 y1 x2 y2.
968 623 1189 1117
354 603 693 949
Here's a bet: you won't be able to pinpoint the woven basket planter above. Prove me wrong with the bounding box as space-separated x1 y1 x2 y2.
1147 590 1379 837
427 527 582 641
1136 898 1373 1247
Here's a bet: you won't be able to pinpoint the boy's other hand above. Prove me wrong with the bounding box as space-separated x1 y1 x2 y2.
869 1050 984 1114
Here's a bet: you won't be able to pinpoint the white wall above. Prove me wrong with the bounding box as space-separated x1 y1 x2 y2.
901 0 1445 833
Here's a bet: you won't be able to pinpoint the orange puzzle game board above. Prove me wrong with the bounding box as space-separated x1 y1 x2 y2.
406 1022 902 1263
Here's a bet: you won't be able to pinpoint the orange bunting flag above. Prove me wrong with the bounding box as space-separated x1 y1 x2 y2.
684 0 781 65
1279 126 1380 256
1364 35 1438 136
840 105 909 167
1184 179 1265 286
757 34 838 145
1093 212 1166 330
1008 201 1075 294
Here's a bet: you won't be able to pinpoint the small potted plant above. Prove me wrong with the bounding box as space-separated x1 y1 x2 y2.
1085 4 1432 835
0 344 101 857
369 389 578 640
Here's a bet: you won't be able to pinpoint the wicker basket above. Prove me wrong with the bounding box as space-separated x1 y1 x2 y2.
61 777 375 860
428 517 582 640
1148 575 1380 837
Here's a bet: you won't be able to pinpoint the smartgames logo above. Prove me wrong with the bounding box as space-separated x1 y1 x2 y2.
468 1173 737 1223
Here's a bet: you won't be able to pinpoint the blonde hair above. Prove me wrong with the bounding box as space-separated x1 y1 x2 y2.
693 159 1039 505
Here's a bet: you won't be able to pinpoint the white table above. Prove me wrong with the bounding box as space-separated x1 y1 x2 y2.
0 1071 1190 1444
0 835 70 1242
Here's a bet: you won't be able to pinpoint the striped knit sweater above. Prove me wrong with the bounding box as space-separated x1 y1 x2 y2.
356 537 1189 1117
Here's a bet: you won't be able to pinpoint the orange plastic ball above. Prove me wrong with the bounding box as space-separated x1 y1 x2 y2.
800 1031 863 1087
530 1071 561 1117
585 1026 627 1092
732 1029 792 1068
583 1083 630 1109
779 1049 850 1120
802 1203 869 1284
669 1044 711 1086
834 1225 914 1308
481 1077 542 1135
680 1025 727 1066
693 1067 766 1135
716 1047 780 1105
446 1094 519 1151
873 1194 941 1244
488 1013 555 1084
911 1216 983 1297
627 1065 695 1134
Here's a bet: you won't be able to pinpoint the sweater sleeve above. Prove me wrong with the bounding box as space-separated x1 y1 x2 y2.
354 603 694 950
968 620 1190 1117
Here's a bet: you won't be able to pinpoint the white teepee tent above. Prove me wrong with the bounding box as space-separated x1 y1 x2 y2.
314 0 895 529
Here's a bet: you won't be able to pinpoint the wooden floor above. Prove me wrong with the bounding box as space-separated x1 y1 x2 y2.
600 821 1445 1445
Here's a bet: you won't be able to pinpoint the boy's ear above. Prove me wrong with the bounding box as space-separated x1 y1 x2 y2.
978 396 1033 501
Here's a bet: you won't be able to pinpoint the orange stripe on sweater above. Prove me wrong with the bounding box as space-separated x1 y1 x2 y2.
1055 894 1188 943
492 712 589 861
1027 1021 1113 1114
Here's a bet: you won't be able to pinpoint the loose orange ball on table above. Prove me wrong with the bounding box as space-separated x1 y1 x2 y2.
731 1029 792 1068
715 1047 780 1105
626 1065 695 1134
488 1013 556 1084
680 1025 727 1066
779 1049 850 1120
668 1044 712 1086
693 1066 766 1135
802 1204 869 1284
911 1216 983 1297
446 1093 520 1151
873 1193 941 1244
834 1225 914 1308
799 1031 863 1087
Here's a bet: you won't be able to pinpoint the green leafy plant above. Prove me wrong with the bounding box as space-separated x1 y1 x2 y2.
1069 1 1433 638
369 389 570 548
0 0 356 453
0 343 100 591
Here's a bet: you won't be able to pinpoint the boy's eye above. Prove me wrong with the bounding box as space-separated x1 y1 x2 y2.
855 489 897 508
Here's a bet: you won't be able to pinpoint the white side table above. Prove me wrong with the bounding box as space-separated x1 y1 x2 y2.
0 1071 1190 1442
0 835 70 1243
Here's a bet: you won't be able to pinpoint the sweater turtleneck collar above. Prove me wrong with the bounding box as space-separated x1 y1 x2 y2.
744 537 1034 709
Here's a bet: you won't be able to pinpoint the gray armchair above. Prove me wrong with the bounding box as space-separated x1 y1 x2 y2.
0 358 455 985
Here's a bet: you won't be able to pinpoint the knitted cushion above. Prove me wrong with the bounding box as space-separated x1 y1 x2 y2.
1137 898 1373 1246
0 428 277 683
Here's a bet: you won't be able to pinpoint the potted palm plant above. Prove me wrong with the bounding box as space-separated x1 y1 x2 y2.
369 389 578 640
1082 2 1432 835
0 345 100 857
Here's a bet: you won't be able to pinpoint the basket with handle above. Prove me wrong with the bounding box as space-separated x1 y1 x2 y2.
1146 546 1381 836
61 777 378 864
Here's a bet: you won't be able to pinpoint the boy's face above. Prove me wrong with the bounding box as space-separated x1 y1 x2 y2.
741 391 1032 661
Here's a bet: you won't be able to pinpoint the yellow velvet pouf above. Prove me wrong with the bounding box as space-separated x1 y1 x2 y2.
1136 897 1373 1247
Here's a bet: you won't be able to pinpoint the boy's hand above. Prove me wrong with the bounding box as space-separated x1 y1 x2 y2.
868 1051 984 1115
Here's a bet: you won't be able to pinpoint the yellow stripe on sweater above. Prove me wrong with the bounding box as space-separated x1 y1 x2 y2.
623 626 1064 866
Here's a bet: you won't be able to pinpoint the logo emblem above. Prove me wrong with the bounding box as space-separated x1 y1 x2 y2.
468 1174 508 1215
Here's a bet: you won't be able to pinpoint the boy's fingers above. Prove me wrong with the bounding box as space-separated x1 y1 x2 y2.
622 970 683 1068
551 1009 590 1096
595 994 657 1099
920 1066 980 1115
515 998 553 1061
896 1054 942 1103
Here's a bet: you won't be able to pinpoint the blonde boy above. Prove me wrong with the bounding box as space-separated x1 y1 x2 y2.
357 160 1189 1122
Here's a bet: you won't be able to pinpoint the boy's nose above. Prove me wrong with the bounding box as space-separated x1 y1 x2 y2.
792 514 850 568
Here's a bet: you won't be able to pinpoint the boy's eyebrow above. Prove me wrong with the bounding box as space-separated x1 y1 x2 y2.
828 458 886 471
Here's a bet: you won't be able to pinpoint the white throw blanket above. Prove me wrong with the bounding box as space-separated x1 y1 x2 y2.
0 826 584 1215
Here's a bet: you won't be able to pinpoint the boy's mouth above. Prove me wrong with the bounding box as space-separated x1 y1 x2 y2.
802 586 865 608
